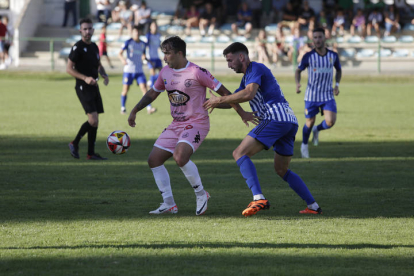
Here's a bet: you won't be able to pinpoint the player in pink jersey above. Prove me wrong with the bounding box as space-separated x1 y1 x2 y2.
128 36 258 216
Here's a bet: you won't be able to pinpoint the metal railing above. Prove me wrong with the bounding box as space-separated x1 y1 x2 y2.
13 36 410 73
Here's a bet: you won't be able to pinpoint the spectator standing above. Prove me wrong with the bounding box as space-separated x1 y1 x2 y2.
0 16 12 68
384 5 401 36
350 8 366 37
62 0 77 27
95 0 112 24
232 2 253 38
367 8 383 37
135 1 152 34
199 2 217 36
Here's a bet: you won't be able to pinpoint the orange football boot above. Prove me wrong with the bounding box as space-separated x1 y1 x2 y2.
242 199 270 217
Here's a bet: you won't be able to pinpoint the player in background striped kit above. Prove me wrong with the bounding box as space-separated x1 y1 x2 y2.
295 27 342 158
145 21 162 89
118 26 156 115
204 42 322 216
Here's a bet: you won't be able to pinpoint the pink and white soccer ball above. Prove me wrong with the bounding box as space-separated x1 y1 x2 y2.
106 131 131 155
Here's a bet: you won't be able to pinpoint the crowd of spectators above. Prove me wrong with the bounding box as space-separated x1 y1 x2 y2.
170 0 414 39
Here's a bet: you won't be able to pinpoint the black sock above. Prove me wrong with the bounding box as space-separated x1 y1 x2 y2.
73 121 92 146
87 126 98 155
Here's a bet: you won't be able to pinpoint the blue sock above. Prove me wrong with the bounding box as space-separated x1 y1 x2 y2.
236 155 263 196
283 169 315 205
150 75 158 87
317 120 331 131
121 95 127 109
302 124 311 144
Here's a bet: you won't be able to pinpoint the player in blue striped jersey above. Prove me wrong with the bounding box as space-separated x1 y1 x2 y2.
118 26 156 115
204 42 322 216
145 21 163 88
295 27 342 158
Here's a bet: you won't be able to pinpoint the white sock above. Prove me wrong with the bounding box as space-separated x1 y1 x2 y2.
308 202 319 210
151 165 175 205
253 194 265 200
146 104 152 110
180 160 204 195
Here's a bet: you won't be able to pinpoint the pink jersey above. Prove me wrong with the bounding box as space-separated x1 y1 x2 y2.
153 62 222 122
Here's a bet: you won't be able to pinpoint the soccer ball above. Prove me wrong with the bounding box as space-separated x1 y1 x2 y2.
106 131 131 155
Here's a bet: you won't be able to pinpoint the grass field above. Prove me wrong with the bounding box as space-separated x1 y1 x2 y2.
1 72 413 275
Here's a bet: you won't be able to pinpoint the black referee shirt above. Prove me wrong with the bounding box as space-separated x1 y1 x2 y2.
68 40 100 83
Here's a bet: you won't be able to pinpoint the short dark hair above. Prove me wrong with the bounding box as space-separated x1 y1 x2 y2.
79 18 92 25
223 42 249 56
161 36 186 57
313 27 325 35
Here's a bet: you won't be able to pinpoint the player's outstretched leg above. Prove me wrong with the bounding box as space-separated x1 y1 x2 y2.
283 169 322 214
237 155 270 217
150 165 178 214
180 160 210 215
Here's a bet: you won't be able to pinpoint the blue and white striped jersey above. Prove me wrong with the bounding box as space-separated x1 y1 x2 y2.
146 32 161 60
298 49 341 102
122 38 145 74
235 62 298 124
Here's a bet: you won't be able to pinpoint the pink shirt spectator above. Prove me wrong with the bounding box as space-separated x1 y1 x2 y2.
153 62 222 122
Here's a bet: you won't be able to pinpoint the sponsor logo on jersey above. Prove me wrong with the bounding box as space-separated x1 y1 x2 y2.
173 74 182 77
167 90 190 106
184 79 193 87
184 125 193 130
171 79 180 85
182 133 189 138
312 67 332 73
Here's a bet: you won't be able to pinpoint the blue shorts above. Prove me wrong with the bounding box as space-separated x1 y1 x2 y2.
147 58 162 69
304 99 337 118
248 120 298 156
123 72 147 85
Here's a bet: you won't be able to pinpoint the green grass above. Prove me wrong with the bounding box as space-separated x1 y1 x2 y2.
1 72 413 275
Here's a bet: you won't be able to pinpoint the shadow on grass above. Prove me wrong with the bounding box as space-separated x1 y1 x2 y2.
3 241 414 250
1 246 413 276
1 137 414 220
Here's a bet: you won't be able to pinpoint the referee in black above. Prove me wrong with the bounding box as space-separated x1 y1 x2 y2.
67 18 109 160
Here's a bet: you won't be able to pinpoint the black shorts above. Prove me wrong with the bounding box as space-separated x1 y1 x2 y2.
75 83 104 114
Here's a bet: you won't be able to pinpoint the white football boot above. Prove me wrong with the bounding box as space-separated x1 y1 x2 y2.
196 191 210 216
312 126 319 146
149 203 178 215
301 143 310 159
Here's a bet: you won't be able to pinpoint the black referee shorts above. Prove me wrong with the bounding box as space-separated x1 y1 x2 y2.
75 83 104 114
